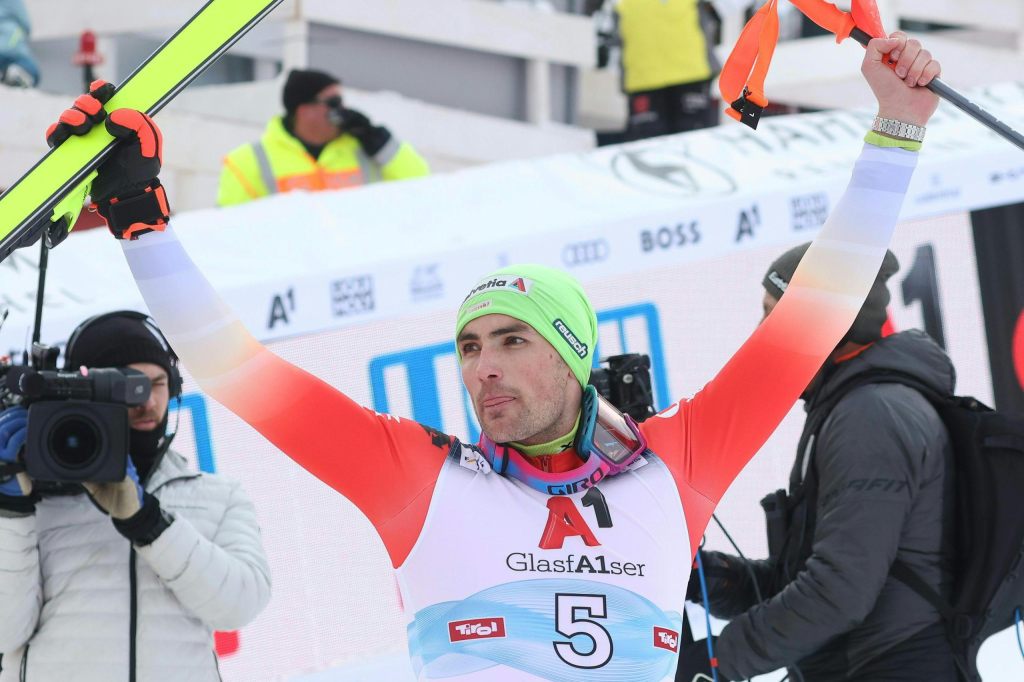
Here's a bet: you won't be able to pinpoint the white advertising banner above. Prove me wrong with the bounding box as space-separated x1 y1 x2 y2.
1 86 1022 680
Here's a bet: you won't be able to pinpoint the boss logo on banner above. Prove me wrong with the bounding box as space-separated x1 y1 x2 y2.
562 239 610 267
640 222 701 253
330 275 375 318
410 264 444 302
790 192 829 231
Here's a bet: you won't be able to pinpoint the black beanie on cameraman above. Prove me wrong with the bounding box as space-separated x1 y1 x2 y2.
64 314 177 482
762 242 900 345
282 69 339 115
64 315 174 381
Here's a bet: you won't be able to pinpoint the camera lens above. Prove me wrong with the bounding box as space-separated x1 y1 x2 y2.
48 416 102 469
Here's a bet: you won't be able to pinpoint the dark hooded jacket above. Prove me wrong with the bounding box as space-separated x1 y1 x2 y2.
706 330 957 680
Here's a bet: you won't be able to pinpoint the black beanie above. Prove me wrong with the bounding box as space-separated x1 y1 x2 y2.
282 69 340 114
763 242 900 344
65 314 175 382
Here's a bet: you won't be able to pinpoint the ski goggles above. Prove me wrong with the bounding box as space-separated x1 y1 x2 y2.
479 385 648 495
577 384 648 473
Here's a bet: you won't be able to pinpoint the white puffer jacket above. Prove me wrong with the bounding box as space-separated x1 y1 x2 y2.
0 449 271 681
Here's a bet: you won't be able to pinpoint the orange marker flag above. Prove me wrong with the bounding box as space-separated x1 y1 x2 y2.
719 0 884 129
851 0 886 39
718 0 780 129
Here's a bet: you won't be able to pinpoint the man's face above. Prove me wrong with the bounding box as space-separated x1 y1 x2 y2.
458 313 580 445
297 83 342 131
127 362 169 432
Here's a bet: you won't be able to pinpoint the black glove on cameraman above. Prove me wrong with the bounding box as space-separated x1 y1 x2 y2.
338 107 394 158
46 79 171 240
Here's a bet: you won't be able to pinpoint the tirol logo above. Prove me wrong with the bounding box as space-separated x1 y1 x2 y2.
463 275 532 302
448 617 507 643
653 626 680 653
552 318 588 359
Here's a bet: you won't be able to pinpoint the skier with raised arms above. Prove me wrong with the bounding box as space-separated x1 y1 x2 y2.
43 32 940 682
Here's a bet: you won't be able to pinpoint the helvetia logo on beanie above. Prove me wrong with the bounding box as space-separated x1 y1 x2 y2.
463 275 533 302
553 319 589 358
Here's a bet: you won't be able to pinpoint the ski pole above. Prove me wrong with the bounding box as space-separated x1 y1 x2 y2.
849 27 1024 151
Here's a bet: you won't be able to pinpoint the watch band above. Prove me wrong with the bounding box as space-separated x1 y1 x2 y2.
872 116 926 143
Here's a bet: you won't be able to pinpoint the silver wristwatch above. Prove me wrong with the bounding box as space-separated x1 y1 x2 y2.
872 116 926 142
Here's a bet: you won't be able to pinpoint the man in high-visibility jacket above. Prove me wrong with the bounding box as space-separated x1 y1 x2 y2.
218 69 429 207
614 0 720 140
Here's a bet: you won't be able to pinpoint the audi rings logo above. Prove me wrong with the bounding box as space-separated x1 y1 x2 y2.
562 239 610 268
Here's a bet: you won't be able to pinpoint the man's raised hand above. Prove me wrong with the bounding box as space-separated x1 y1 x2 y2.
46 80 170 240
862 32 941 128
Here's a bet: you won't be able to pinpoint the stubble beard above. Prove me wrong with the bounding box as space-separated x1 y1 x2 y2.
479 384 569 446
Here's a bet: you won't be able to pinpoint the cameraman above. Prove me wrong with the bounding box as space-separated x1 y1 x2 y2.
0 312 271 681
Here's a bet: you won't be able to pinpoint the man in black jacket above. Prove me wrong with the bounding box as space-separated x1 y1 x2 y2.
687 243 959 682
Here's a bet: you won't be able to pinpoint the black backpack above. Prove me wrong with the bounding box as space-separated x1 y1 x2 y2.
809 370 1024 681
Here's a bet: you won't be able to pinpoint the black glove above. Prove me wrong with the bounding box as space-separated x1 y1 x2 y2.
46 80 170 240
686 550 744 602
112 493 173 546
339 107 393 157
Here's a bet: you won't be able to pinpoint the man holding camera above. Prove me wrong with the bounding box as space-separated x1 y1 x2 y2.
217 68 430 207
0 312 271 681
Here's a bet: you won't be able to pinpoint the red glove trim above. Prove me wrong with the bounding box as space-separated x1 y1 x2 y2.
107 109 163 163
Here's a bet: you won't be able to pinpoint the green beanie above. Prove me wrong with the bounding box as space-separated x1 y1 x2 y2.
455 265 598 387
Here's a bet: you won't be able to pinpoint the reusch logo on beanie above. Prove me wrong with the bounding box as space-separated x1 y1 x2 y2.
553 319 589 359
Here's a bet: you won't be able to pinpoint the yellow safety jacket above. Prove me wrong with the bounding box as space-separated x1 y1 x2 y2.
217 116 430 207
616 0 713 94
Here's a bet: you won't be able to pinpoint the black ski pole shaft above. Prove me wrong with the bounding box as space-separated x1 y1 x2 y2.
850 28 1024 151
31 238 47 345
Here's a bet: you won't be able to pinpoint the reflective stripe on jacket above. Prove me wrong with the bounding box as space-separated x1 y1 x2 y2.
217 116 429 207
616 0 712 93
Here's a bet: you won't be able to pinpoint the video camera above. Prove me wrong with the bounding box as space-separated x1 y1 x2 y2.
1 343 151 483
588 353 656 423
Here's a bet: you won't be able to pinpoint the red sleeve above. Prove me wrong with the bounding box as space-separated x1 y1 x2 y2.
241 357 450 566
640 305 834 553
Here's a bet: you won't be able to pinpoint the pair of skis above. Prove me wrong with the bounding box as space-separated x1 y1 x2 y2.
0 0 283 263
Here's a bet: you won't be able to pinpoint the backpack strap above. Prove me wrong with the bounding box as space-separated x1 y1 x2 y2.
890 558 955 620
890 559 975 680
